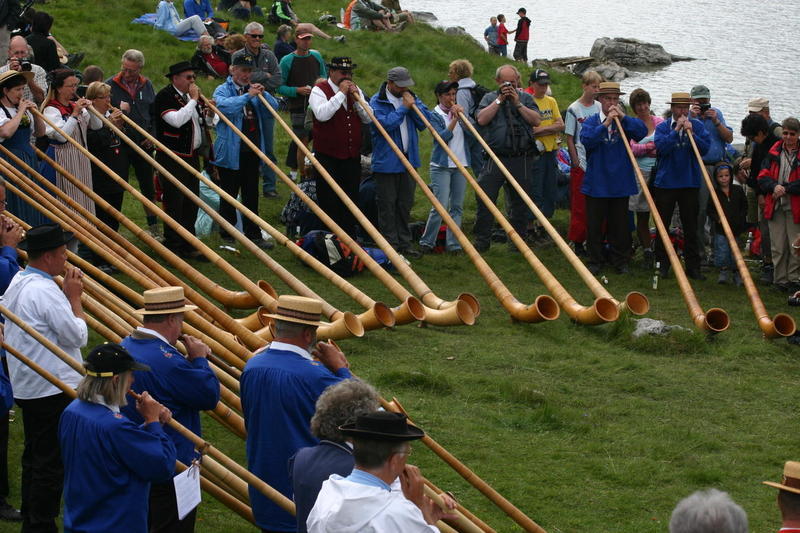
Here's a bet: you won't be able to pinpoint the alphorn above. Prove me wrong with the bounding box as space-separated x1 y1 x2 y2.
0 342 256 525
385 397 546 533
615 117 729 332
415 102 613 323
108 107 397 332
86 107 364 341
0 303 294 513
204 95 451 328
257 93 480 326
688 131 795 337
0 154 260 363
456 110 649 317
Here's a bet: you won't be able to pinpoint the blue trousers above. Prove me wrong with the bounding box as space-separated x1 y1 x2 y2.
420 166 467 251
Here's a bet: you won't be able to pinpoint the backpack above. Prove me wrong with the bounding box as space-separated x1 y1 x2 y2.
459 84 490 120
297 231 365 277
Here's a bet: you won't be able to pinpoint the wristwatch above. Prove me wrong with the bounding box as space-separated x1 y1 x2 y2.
494 98 502 106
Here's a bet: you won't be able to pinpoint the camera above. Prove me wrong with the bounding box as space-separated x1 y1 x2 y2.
788 295 800 307
502 81 512 88
698 103 711 114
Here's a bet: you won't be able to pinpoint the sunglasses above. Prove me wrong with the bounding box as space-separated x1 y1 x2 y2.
247 34 264 39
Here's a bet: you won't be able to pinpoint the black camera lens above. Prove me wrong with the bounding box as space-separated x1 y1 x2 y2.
788 296 800 307
20 61 31 72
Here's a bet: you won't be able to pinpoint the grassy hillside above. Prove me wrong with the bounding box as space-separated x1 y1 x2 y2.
2 1 796 532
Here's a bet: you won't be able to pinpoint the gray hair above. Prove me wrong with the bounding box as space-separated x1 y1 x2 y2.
274 319 315 339
122 49 145 67
76 371 131 407
197 35 214 48
310 379 380 442
669 489 748 533
244 21 264 35
495 64 520 81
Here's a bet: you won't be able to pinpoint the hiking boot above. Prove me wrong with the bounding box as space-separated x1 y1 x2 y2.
717 269 730 285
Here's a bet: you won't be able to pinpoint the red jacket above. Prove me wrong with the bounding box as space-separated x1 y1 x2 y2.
758 140 800 222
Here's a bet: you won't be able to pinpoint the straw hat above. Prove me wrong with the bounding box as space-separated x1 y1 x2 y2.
135 287 198 316
666 92 693 105
0 69 34 87
596 82 625 96
763 461 800 495
264 295 323 327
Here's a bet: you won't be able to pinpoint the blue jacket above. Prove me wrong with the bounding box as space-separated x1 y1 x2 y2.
241 346 352 531
369 82 430 173
183 0 213 18
212 77 278 170
290 441 354 533
696 107 731 163
60 400 176 533
154 1 180 34
120 335 220 464
653 118 711 189
580 114 647 198
429 107 472 168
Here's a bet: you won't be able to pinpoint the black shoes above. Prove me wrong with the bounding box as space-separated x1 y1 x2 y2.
686 268 706 281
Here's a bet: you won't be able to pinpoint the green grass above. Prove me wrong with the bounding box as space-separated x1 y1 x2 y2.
1 1 795 532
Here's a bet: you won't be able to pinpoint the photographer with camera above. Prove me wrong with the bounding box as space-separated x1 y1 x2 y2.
0 36 46 104
690 85 733 264
472 64 541 252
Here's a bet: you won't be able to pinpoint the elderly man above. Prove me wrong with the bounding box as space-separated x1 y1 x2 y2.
212 53 277 249
107 50 160 238
669 489 747 533
472 64 541 253
154 61 211 261
289 379 380 533
241 295 352 533
370 66 431 258
307 411 456 532
580 81 646 274
309 56 371 237
231 21 282 197
764 461 800 532
121 286 220 533
653 92 711 280
0 36 46 104
4 223 87 533
278 23 326 181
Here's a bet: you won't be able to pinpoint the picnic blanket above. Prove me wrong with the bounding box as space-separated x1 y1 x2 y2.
131 13 201 41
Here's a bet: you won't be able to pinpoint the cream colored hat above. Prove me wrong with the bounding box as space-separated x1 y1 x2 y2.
0 69 34 87
264 295 323 327
135 287 198 315
666 92 693 105
596 82 625 96
763 461 800 495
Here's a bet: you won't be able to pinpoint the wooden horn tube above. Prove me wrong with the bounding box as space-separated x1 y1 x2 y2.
200 455 250 502
385 397 545 533
457 111 647 317
614 117 729 332
26 113 265 312
423 484 487 533
113 108 399 331
688 131 795 338
24 147 271 351
423 479 496 533
259 92 477 324
204 96 442 327
177 463 255 524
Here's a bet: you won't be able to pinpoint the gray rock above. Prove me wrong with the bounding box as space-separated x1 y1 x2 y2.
587 61 632 82
444 26 467 36
632 318 692 338
412 11 437 23
590 37 695 68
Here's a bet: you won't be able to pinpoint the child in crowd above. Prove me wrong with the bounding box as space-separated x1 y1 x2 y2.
496 14 508 57
707 162 747 285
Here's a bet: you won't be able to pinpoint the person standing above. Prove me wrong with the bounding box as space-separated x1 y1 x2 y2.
580 82 646 274
232 22 282 198
564 71 601 255
241 295 352 533
707 162 746 285
510 8 531 64
653 91 711 280
496 14 509 57
449 58 485 175
0 36 47 105
309 56 371 238
107 50 160 240
483 17 499 55
4 223 87 533
121 286 220 533
212 53 278 249
153 61 210 261
472 64 541 253
277 23 326 181
369 66 431 258
419 80 470 254
25 12 60 74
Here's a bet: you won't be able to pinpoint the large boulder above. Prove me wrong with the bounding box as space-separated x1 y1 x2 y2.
590 37 694 68
587 61 632 82
411 11 437 23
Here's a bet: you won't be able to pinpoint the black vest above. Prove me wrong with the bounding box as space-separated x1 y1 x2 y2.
154 85 197 157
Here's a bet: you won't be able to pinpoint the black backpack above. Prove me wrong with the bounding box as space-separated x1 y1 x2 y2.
460 84 490 120
297 231 364 277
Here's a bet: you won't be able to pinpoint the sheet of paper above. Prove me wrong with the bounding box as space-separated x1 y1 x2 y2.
174 464 202 520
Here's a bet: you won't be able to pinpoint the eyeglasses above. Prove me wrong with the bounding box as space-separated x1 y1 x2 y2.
247 34 264 39
394 447 412 457
184 74 197 80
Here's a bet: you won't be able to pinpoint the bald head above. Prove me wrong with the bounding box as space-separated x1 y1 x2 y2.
8 36 29 61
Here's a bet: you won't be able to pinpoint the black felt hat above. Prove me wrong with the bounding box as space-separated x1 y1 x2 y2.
165 61 194 78
327 57 357 71
339 411 424 441
84 343 150 377
17 223 74 252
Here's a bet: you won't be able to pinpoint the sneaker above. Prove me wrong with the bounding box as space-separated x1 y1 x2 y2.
263 190 278 198
760 264 774 284
571 241 588 257
0 501 21 522
447 248 464 256
252 238 274 250
717 269 730 285
419 245 435 254
402 248 422 259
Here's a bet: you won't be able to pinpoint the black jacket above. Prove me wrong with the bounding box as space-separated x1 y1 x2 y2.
106 74 156 146
707 183 747 235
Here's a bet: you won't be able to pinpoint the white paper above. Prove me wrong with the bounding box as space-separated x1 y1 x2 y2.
174 464 202 520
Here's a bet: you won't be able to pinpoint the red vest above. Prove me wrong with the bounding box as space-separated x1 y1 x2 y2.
311 80 361 160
